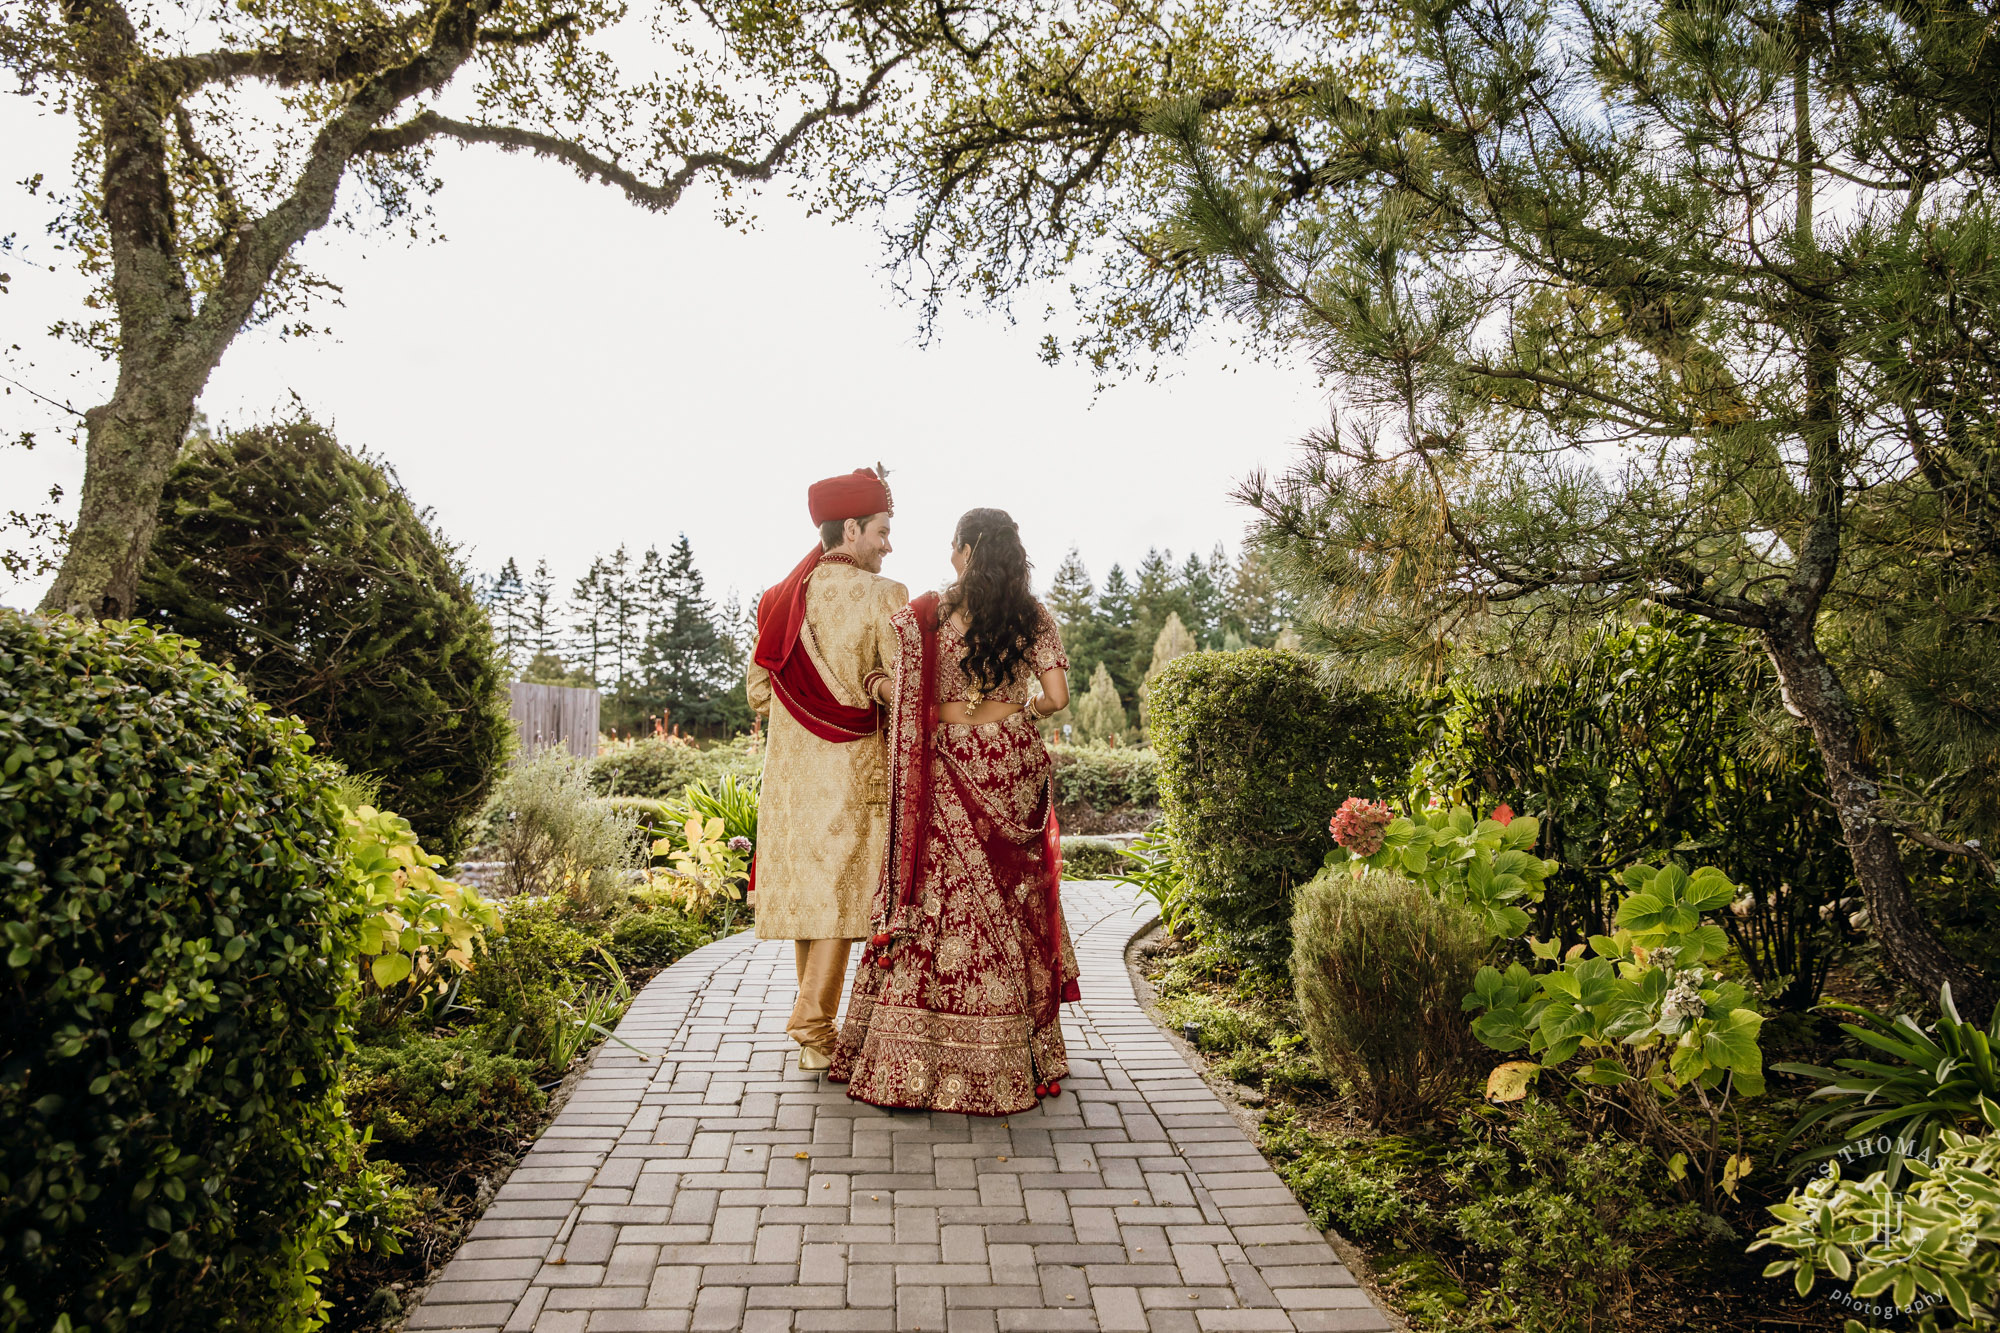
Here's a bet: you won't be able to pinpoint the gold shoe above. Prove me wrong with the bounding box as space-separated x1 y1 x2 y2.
797 1044 833 1071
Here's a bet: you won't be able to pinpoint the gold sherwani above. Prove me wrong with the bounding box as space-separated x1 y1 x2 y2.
748 560 909 940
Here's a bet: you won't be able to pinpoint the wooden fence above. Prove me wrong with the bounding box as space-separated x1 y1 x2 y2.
508 682 600 759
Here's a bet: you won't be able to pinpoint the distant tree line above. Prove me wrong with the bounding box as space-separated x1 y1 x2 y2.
480 538 751 738
1044 545 1298 744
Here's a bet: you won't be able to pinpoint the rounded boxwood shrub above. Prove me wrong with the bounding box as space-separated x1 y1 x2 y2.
0 611 368 1330
136 419 512 858
1146 649 1418 972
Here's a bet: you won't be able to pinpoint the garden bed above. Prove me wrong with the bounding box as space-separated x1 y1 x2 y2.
320 894 731 1332
1134 930 1849 1333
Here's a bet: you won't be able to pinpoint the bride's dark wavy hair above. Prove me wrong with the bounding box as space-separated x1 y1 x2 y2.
943 508 1038 693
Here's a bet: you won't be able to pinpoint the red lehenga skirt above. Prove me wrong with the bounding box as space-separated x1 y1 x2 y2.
827 596 1080 1117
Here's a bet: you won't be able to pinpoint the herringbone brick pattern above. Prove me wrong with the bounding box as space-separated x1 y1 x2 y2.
404 883 1396 1332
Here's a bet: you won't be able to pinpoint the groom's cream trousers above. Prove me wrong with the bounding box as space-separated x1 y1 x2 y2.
788 939 854 1051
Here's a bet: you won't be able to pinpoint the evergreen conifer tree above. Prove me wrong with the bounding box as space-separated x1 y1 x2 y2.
1094 563 1141 703
1181 549 1224 645
630 535 747 735
1138 612 1199 730
1048 549 1096 625
1073 661 1129 745
482 558 527 669
1154 0 2000 999
526 559 560 661
568 559 609 687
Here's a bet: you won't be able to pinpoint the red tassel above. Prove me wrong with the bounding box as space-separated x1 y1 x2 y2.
1034 1083 1048 1097
875 953 893 968
1046 1081 1060 1097
870 932 891 947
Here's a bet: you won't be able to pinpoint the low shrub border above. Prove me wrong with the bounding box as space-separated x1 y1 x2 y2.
1139 931 1841 1333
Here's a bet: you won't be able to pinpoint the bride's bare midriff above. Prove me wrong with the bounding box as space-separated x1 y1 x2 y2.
945 700 1026 726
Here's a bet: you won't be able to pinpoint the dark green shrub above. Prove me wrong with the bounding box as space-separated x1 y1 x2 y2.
589 734 762 799
1052 746 1160 810
1059 837 1126 880
346 1035 546 1164
136 419 511 858
0 611 370 1331
1291 868 1487 1128
1423 614 1854 1007
1445 1100 1704 1331
608 899 712 969
462 897 617 1062
1146 649 1418 971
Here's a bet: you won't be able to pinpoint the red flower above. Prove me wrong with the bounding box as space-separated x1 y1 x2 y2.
1490 803 1515 826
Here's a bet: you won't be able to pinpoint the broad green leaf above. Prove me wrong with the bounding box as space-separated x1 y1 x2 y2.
370 953 413 987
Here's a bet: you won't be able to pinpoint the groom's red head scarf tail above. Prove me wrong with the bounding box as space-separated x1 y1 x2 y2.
753 468 893 743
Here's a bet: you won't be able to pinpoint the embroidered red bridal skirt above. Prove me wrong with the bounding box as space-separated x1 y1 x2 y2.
828 600 1080 1117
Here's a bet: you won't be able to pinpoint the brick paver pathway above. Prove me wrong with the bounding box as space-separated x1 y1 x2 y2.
406 882 1396 1333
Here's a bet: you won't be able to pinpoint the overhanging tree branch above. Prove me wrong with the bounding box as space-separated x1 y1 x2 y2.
363 58 907 209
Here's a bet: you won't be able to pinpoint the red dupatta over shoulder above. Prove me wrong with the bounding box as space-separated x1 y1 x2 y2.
753 548 881 743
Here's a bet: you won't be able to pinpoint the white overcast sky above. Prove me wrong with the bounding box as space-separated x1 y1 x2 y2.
1 96 1333 616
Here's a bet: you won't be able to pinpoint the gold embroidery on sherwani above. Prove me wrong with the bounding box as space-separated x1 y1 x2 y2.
748 560 908 941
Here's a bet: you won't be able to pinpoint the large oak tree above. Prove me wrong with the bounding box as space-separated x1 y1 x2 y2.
3 0 988 618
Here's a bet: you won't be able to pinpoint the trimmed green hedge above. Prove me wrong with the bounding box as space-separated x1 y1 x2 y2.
1 612 370 1331
1052 745 1159 811
1146 649 1417 972
588 735 763 799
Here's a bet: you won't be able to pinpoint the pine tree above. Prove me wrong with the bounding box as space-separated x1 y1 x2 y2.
1181 548 1224 646
1047 549 1095 625
568 558 608 687
1072 661 1129 745
1094 563 1141 704
1154 0 2000 1004
633 535 746 735
602 545 638 693
482 558 527 669
526 559 560 661
1225 548 1291 646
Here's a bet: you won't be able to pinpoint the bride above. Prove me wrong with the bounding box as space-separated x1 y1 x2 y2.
828 508 1081 1116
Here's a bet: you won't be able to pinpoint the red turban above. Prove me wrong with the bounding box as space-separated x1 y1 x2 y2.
808 468 892 525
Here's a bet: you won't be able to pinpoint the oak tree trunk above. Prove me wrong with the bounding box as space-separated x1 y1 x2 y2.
39 383 197 619
1762 616 1990 1012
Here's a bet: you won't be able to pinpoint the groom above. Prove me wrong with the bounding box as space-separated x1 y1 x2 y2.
746 467 908 1070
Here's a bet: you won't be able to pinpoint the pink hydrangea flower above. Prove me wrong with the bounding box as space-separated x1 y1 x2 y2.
728 835 753 852
1329 797 1395 857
